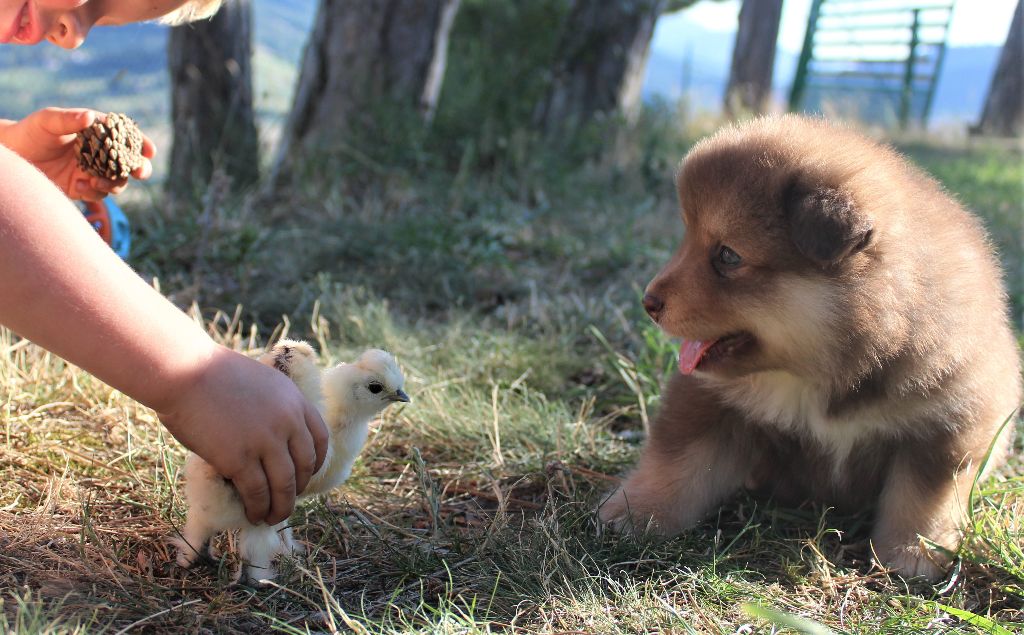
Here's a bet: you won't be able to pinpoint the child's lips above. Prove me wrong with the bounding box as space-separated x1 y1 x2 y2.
12 1 44 45
0 3 27 44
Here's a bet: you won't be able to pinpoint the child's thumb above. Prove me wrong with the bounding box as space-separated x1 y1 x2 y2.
38 107 96 136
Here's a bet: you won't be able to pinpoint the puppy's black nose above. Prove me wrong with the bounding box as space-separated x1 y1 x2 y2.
642 293 664 320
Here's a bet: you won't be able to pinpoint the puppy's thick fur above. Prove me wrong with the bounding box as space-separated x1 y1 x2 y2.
600 115 1021 580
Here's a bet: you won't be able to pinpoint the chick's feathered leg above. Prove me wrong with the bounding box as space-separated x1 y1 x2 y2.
239 521 293 583
169 453 249 567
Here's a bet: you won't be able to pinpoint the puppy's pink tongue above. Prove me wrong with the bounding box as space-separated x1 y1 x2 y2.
679 339 715 375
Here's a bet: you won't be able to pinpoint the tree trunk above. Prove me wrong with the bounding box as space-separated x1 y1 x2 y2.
973 0 1022 137
534 0 665 133
724 0 783 117
167 0 259 200
271 0 461 186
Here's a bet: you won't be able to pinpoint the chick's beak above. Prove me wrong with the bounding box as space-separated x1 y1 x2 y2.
391 389 411 403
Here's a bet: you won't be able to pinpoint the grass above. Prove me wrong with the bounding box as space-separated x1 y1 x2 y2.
0 119 1021 633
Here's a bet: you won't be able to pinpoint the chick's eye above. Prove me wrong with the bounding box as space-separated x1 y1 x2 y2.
368 382 384 394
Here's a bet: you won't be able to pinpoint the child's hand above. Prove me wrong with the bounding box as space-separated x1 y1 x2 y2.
0 107 155 201
157 347 330 525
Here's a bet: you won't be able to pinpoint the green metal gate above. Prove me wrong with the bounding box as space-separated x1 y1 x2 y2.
789 0 955 129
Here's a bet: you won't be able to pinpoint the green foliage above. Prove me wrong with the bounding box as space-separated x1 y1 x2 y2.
0 589 96 634
277 0 581 186
742 604 839 634
430 0 570 167
282 0 707 192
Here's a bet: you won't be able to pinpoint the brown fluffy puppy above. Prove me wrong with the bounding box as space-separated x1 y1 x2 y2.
599 115 1021 580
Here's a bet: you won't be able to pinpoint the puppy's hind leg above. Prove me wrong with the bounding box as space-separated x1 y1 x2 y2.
871 447 975 581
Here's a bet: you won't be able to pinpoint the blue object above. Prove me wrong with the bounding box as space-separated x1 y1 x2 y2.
81 198 131 260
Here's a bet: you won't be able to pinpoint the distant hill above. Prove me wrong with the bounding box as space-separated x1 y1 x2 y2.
252 0 316 62
929 46 1001 125
0 0 315 159
0 23 168 121
640 17 798 114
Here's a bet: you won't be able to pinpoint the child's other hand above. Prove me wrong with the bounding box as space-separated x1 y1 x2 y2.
157 347 330 525
0 108 156 201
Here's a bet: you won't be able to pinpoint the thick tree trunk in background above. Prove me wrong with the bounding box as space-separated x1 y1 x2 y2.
724 0 783 117
271 0 461 186
167 0 258 199
534 0 665 133
973 0 1022 137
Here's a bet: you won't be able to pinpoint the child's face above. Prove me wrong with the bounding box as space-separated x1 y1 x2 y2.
1 0 191 48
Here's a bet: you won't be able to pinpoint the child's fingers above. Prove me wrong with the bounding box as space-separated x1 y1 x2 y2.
305 406 329 473
90 176 128 196
75 180 108 202
289 430 317 496
262 452 298 525
141 134 157 159
131 158 153 181
232 465 272 525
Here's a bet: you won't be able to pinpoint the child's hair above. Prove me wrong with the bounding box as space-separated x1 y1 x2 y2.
159 0 225 25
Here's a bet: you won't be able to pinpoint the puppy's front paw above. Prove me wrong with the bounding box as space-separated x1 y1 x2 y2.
598 486 675 536
876 541 950 582
597 487 634 532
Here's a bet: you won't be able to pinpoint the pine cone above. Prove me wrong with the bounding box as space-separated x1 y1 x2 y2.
75 113 145 181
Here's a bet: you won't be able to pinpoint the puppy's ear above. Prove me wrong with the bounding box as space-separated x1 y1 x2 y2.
784 178 873 266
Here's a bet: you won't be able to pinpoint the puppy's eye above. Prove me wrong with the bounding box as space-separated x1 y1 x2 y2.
713 245 742 275
368 382 384 394
719 246 741 265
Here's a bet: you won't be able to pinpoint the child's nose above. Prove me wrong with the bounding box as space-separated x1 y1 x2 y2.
47 13 91 49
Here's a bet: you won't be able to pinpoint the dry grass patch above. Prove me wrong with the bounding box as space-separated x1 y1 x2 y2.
0 295 1020 633
0 137 1021 633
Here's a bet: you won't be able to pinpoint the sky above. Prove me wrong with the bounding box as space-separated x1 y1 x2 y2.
657 0 1018 54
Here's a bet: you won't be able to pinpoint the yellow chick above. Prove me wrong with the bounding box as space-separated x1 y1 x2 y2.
169 339 409 583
